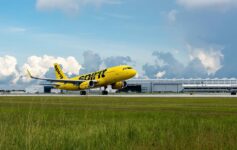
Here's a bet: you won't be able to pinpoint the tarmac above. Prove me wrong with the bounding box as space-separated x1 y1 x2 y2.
0 93 237 98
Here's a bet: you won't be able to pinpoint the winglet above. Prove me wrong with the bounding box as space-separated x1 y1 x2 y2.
27 69 33 78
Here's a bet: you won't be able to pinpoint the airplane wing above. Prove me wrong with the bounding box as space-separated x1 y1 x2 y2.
39 83 61 86
27 69 97 84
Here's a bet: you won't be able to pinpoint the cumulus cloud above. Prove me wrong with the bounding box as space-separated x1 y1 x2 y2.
81 51 102 74
183 58 208 78
143 64 160 79
189 47 224 75
104 56 132 67
153 51 184 76
0 56 18 78
156 71 166 79
22 55 82 82
143 48 223 79
143 52 184 78
36 0 121 13
0 55 19 84
80 51 134 74
177 0 237 10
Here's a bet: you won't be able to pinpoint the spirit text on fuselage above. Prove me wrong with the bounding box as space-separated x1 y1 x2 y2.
79 69 107 80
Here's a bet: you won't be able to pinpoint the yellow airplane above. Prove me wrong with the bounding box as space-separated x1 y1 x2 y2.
27 63 137 95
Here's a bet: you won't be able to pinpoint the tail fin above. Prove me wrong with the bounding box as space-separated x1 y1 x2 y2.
54 63 68 79
27 69 33 78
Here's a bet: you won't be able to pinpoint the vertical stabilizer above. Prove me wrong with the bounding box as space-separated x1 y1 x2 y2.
54 63 68 79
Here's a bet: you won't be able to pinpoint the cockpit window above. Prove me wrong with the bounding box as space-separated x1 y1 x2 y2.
123 67 133 70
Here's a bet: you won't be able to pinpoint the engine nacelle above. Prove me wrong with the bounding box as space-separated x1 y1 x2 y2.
79 80 95 90
112 81 127 89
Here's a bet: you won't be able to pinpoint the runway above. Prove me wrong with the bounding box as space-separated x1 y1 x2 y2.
1 94 237 98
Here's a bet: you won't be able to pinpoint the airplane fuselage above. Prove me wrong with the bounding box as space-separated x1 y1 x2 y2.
56 65 137 90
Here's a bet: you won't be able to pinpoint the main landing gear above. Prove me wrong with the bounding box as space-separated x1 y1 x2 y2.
80 86 109 95
80 91 87 95
101 86 108 95
102 90 108 95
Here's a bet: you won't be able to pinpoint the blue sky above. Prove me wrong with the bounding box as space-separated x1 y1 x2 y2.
0 0 237 87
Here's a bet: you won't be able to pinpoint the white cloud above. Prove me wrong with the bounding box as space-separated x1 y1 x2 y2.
177 0 237 9
156 71 166 79
189 47 224 75
22 55 82 82
0 56 17 77
36 0 121 13
7 27 27 33
167 9 178 22
0 55 19 83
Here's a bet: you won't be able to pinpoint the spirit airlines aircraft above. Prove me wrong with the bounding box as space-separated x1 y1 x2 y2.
27 63 137 95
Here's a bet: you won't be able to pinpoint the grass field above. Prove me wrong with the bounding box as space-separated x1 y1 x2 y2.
1 96 237 150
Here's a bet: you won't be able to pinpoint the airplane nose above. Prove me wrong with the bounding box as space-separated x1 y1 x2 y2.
131 69 137 77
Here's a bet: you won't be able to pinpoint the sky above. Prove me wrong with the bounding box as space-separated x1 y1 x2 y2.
0 0 237 89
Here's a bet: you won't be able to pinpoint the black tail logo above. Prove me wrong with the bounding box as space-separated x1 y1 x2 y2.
55 65 64 79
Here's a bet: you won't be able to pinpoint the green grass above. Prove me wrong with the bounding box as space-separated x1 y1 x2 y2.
1 96 237 150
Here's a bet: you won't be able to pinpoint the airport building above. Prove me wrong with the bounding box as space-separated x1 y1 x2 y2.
121 79 237 94
39 78 237 95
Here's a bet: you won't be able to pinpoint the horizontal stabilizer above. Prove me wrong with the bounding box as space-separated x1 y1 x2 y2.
26 69 97 84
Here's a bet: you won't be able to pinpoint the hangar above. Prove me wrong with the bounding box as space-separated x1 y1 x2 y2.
41 79 237 94
121 79 237 94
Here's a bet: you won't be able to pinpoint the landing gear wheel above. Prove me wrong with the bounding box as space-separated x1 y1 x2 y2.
80 91 87 95
102 91 108 95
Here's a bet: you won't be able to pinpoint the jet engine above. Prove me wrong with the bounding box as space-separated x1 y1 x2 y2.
79 80 95 90
112 81 127 89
